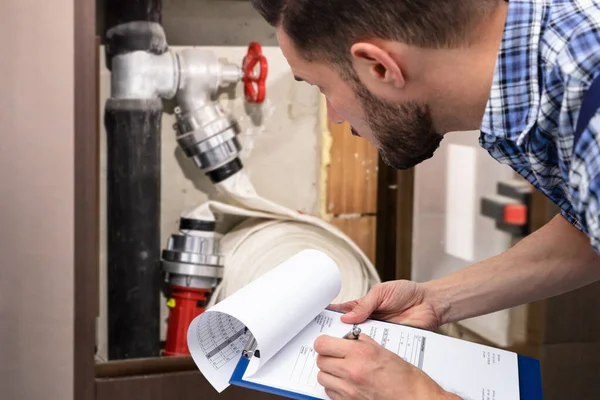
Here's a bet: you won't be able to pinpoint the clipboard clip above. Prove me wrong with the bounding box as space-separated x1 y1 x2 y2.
242 335 258 359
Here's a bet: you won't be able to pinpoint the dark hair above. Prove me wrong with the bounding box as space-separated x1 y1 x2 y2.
251 0 500 65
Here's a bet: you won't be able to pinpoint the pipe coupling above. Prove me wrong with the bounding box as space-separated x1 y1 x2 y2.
161 219 225 290
111 50 179 100
174 104 242 172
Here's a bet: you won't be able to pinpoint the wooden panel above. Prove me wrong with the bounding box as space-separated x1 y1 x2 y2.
374 158 399 282
394 169 414 280
96 371 282 400
331 216 377 264
542 281 600 344
74 0 98 395
327 122 378 215
541 342 600 400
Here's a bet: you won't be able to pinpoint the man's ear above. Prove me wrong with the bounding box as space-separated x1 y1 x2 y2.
350 42 405 89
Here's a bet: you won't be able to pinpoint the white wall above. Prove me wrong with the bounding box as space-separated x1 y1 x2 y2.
0 0 75 398
97 46 322 359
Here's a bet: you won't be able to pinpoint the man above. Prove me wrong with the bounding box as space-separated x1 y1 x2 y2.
251 0 600 398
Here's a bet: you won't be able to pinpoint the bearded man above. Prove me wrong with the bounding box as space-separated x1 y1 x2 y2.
251 1 600 398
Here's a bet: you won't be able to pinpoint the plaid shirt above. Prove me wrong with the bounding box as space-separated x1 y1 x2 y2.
479 0 600 252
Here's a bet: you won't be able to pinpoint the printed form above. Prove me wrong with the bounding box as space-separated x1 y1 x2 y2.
186 250 522 400
244 310 520 400
187 250 343 392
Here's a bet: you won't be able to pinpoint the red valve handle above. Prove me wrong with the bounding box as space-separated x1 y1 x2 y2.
242 42 268 104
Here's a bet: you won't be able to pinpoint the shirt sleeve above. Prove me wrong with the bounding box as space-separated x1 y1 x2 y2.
558 18 600 252
568 111 600 254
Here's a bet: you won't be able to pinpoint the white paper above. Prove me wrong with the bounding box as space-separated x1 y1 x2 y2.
244 310 520 400
188 247 521 400
187 249 341 392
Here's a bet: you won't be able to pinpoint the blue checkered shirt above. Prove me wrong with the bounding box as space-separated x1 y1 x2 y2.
479 0 600 252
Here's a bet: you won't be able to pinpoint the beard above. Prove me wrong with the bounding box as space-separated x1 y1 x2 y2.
353 83 443 170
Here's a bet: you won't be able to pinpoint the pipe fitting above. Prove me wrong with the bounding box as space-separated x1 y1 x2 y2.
108 43 264 179
161 218 225 290
176 49 242 113
174 49 244 174
111 50 179 100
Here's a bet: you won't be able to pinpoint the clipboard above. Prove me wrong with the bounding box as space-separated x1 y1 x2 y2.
228 337 544 400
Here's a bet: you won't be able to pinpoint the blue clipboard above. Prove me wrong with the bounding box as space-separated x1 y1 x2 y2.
230 357 322 400
518 354 544 400
230 354 543 399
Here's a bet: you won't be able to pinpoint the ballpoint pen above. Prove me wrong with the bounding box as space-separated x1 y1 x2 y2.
342 324 361 340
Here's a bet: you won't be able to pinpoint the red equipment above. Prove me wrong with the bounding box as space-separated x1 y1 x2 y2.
243 42 268 104
161 218 224 357
163 286 212 356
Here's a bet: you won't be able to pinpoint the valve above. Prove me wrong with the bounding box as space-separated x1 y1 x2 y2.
242 42 268 104
161 218 224 357
174 42 268 182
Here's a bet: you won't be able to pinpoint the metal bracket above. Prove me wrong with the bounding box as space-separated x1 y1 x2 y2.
480 180 532 236
242 336 258 359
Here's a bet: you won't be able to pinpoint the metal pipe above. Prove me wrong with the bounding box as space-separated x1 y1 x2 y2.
102 5 266 359
104 0 165 360
110 50 178 99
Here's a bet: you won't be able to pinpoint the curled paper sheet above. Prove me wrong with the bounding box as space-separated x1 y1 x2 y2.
186 249 341 392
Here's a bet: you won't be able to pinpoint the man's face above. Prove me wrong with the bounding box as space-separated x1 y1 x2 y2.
277 30 444 170
350 79 443 170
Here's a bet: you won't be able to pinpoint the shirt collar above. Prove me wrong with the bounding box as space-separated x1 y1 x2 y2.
480 0 546 145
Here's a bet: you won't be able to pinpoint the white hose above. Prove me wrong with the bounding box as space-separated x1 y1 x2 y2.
183 170 380 306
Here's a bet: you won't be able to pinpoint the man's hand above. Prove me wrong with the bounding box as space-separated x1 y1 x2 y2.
328 281 444 330
314 334 458 400
332 215 600 327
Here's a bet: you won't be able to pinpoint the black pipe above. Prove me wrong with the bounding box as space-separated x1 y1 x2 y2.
105 100 162 359
104 0 167 69
104 0 164 360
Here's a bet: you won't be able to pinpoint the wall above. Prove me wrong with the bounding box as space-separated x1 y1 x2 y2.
97 0 278 47
97 45 322 359
0 0 75 398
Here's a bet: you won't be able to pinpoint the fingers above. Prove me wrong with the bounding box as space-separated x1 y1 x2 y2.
340 285 384 324
326 301 356 313
317 371 347 396
358 333 377 344
316 355 347 378
324 389 344 400
314 335 353 358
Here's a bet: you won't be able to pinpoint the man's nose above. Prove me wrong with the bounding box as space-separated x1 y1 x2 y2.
326 100 344 124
